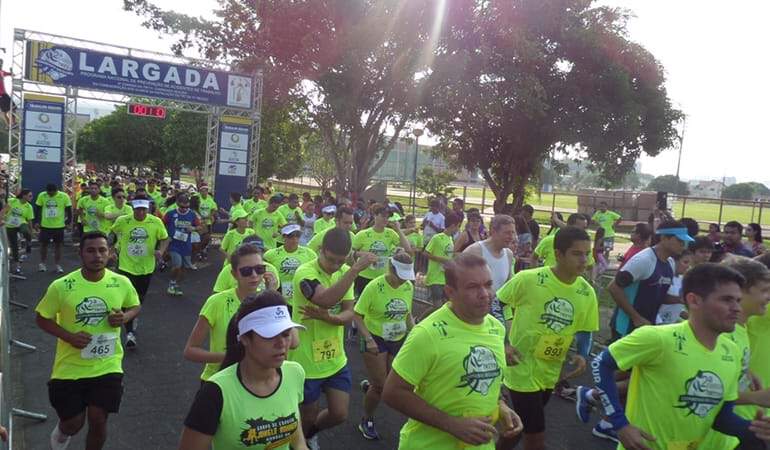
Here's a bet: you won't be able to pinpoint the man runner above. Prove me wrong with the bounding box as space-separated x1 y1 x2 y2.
76 181 110 235
250 195 287 250
35 231 141 450
592 201 622 257
307 206 355 254
264 224 317 300
382 253 523 449
35 183 72 274
163 193 201 296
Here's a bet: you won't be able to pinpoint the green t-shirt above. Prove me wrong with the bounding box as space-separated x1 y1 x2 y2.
352 227 402 279
609 321 741 450
250 208 287 250
277 204 303 226
243 198 267 215
391 304 505 450
34 269 140 380
424 233 454 286
264 246 317 300
146 188 163 206
701 324 753 449
307 228 355 254
748 310 770 389
197 195 218 225
35 191 72 229
497 267 599 391
198 288 241 381
354 275 413 342
220 228 256 257
314 217 335 235
111 214 169 275
212 262 279 293
592 210 621 238
103 203 133 226
208 361 304 449
406 232 423 252
5 198 34 228
288 259 354 379
533 232 594 267
77 195 111 233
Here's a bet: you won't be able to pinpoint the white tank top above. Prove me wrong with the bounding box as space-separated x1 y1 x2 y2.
479 241 511 292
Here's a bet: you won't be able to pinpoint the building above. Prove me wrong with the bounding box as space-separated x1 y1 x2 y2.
372 137 479 183
688 179 725 199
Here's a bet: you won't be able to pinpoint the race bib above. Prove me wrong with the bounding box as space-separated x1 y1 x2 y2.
81 333 118 360
127 243 148 257
282 281 293 298
45 206 58 218
173 230 189 242
312 336 341 362
534 334 571 361
190 232 201 243
6 215 21 227
381 321 407 341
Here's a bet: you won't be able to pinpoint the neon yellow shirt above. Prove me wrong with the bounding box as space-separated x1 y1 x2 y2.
198 288 241 381
533 232 594 267
391 304 505 450
314 217 335 234
35 269 140 380
5 198 34 228
354 275 413 341
307 228 355 254
406 232 423 252
243 198 267 215
212 262 279 293
250 208 287 250
424 233 454 286
111 214 169 275
609 321 741 450
35 191 71 229
209 361 304 449
592 210 621 238
497 267 599 391
748 310 770 389
220 228 255 257
197 195 218 225
352 227 401 279
103 203 133 226
146 188 163 207
263 246 317 300
288 259 354 379
78 195 111 233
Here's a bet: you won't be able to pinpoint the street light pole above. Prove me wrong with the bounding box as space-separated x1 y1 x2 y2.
411 128 423 215
675 115 686 180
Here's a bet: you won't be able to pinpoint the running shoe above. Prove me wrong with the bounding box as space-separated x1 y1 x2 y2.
167 285 177 295
125 332 137 350
56 265 64 274
14 265 22 275
592 422 620 443
358 417 380 440
38 263 47 272
575 385 593 423
307 435 320 450
360 379 370 394
50 423 71 450
173 286 184 296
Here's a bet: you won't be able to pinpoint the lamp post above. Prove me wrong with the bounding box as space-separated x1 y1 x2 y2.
411 128 423 215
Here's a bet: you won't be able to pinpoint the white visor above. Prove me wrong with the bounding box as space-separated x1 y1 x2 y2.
322 205 337 214
390 258 415 281
237 306 305 340
132 199 150 209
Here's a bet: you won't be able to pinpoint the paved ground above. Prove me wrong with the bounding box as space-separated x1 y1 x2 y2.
9 245 616 450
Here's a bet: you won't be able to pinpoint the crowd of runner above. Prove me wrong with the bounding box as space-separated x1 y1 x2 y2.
4 171 770 449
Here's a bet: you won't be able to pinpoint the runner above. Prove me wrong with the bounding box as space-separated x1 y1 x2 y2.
299 200 318 247
164 193 202 296
609 220 692 338
212 236 281 294
146 179 163 207
226 192 245 219
690 235 715 266
195 183 218 260
102 188 133 226
250 195 287 250
288 228 377 449
35 183 72 273
2 189 34 274
184 244 279 381
35 231 141 450
242 186 267 215
264 224 317 301
521 205 540 248
462 214 516 324
495 226 598 450
382 252 523 449
620 223 652 268
351 203 411 298
219 209 255 261
353 248 415 440
110 197 169 349
307 206 355 254
179 291 308 449
423 212 461 306
314 205 336 235
592 201 622 257
591 263 770 450
533 213 590 267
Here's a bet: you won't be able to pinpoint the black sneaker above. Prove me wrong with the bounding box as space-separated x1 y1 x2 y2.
125 332 137 350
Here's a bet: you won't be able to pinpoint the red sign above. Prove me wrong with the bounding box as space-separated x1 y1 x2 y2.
127 103 167 119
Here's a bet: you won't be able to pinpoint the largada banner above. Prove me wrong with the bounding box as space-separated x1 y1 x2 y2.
22 93 65 196
214 116 252 233
25 40 255 110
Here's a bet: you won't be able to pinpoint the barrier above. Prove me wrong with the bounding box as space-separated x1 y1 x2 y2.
0 229 47 449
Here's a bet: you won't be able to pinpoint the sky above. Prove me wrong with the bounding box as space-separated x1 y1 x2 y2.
1 0 767 185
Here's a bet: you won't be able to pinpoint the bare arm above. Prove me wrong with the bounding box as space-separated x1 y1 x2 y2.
183 317 224 364
454 232 469 253
309 254 376 308
608 281 649 327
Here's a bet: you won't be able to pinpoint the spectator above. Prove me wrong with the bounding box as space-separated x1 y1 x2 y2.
453 209 484 253
592 227 608 281
620 223 652 269
707 223 722 244
680 217 700 238
690 235 715 266
521 204 540 247
722 221 755 257
746 223 765 256
451 198 465 225
422 199 445 245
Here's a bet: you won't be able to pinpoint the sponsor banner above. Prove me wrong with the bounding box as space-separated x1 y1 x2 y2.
213 116 253 233
21 94 65 194
218 162 247 177
25 40 254 109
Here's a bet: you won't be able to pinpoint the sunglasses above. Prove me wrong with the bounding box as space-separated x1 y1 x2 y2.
238 264 267 277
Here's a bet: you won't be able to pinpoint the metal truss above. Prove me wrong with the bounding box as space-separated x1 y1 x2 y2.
9 29 262 195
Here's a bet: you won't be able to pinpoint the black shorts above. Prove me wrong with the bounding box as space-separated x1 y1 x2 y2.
359 334 405 356
39 227 65 244
0 94 14 113
48 373 124 421
354 276 372 298
119 270 152 302
508 388 552 434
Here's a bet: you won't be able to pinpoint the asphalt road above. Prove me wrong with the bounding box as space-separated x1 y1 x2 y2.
8 245 616 450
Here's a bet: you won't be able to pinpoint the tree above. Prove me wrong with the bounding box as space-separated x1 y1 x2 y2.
722 182 770 201
301 132 337 192
257 103 309 182
123 0 437 197
78 105 163 169
646 175 689 195
415 167 456 199
422 1 682 210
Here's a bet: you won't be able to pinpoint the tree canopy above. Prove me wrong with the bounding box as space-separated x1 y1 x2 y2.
646 174 689 195
721 182 770 201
